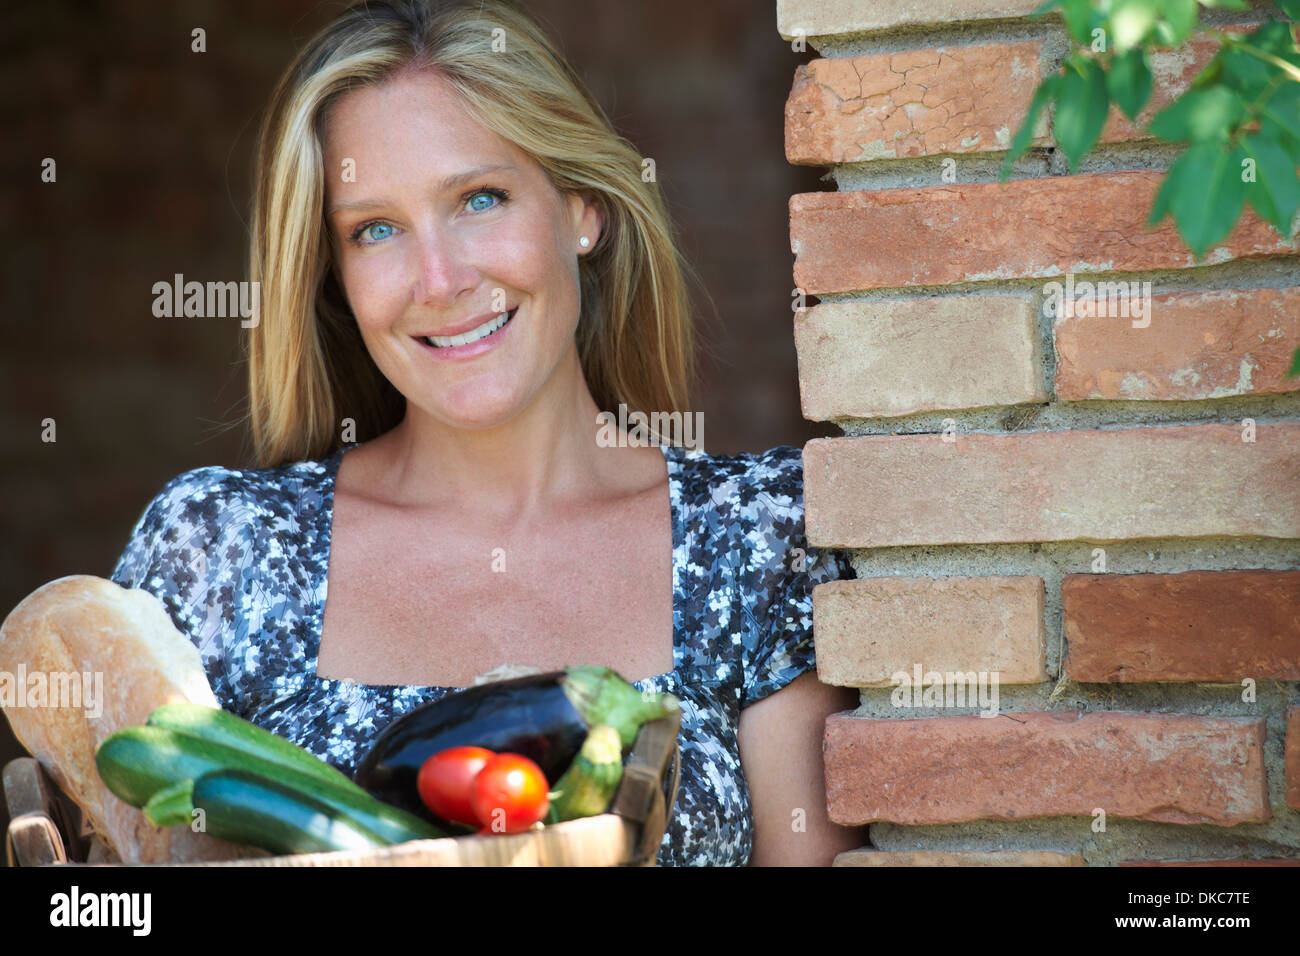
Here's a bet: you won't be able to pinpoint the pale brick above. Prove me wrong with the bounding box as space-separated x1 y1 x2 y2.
824 711 1270 825
777 0 1045 38
795 296 1047 420
1054 287 1300 401
1062 570 1300 682
790 171 1299 295
813 576 1047 686
835 849 1087 866
786 42 1048 164
803 423 1300 548
1119 858 1300 866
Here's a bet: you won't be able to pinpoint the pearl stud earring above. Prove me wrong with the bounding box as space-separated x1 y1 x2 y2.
579 236 590 248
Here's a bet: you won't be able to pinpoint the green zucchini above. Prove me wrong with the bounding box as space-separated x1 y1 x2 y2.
192 768 390 855
143 779 195 828
95 725 449 844
547 723 624 823
145 702 365 795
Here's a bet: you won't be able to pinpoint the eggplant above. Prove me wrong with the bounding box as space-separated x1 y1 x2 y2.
353 666 678 826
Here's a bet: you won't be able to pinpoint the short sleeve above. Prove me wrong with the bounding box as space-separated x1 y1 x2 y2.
738 449 857 709
108 469 243 709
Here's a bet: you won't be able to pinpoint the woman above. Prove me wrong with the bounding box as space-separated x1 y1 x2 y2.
111 0 863 866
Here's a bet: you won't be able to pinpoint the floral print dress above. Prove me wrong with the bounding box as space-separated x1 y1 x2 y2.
110 440 856 866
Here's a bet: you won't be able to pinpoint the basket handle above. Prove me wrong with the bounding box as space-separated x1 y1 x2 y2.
3 758 70 866
609 709 681 866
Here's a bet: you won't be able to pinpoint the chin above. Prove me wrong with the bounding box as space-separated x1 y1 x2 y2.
421 390 527 431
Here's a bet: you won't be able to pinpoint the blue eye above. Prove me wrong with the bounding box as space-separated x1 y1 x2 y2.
465 187 509 213
345 187 508 247
349 220 395 245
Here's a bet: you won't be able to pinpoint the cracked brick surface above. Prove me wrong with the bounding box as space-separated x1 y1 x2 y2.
786 30 1249 165
786 41 1048 163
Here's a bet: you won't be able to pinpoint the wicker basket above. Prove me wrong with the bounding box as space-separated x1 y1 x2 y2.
4 710 681 867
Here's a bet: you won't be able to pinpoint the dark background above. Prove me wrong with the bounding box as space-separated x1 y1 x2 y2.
0 0 834 837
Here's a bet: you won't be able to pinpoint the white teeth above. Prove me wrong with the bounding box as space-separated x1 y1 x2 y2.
426 311 511 348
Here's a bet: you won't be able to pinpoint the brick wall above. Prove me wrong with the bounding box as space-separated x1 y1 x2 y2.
780 0 1300 865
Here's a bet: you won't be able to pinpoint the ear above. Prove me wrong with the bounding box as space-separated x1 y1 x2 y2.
569 190 604 251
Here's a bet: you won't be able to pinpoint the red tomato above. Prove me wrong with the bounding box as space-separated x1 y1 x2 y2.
417 746 496 825
470 753 550 834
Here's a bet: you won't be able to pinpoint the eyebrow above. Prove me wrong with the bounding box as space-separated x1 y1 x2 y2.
326 163 517 218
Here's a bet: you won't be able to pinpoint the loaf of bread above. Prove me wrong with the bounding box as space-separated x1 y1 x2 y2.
0 575 253 863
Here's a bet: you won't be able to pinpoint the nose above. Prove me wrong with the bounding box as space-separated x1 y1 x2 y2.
411 223 478 306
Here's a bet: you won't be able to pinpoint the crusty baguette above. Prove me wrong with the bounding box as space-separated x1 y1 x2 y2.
0 575 254 863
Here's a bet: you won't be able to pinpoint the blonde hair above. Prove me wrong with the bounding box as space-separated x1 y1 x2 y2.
244 0 702 467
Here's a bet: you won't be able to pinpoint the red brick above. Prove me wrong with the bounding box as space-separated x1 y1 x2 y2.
785 42 1048 165
1054 287 1300 401
790 171 1299 294
804 423 1300 548
814 576 1047 686
1100 30 1249 144
824 711 1270 826
1288 705 1300 810
795 296 1047 419
1062 570 1300 682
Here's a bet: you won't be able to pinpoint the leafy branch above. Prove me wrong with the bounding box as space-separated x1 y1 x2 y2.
1000 0 1300 377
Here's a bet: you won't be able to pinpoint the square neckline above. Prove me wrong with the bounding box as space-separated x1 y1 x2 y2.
308 440 685 691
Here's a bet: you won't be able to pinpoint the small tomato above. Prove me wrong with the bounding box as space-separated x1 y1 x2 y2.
417 746 496 826
470 753 550 834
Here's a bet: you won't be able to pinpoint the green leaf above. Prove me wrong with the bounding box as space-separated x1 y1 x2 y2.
1277 0 1300 19
1148 144 1199 227
1200 0 1250 10
1287 346 1300 378
1108 47 1154 119
1242 132 1300 236
1055 57 1110 170
1061 0 1102 45
1189 55 1225 90
1148 86 1247 143
1156 0 1200 47
1218 45 1278 99
1247 19 1300 58
1112 0 1160 51
1260 83 1300 162
1168 142 1249 257
1000 74 1062 178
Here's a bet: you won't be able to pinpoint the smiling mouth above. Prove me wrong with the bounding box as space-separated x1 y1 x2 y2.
423 309 516 348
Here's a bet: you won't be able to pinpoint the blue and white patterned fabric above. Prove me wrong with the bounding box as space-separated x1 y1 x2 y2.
110 440 856 866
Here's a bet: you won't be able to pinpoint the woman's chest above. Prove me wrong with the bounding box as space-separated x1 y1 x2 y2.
313 493 677 687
